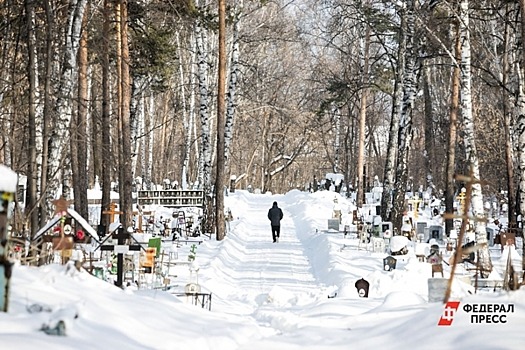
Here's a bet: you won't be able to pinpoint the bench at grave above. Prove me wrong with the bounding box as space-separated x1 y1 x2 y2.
414 243 430 262
172 290 212 310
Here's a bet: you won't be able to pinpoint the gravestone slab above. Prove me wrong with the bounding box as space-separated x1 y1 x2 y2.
327 219 340 231
416 222 427 236
383 256 397 271
428 225 444 242
372 237 385 253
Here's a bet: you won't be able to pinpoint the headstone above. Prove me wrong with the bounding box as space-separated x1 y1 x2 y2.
355 278 369 298
381 222 392 237
383 256 397 271
230 175 236 193
416 222 427 237
427 278 448 303
428 225 444 242
185 282 201 294
358 229 369 250
427 246 443 277
327 219 340 231
485 227 495 246
372 237 385 253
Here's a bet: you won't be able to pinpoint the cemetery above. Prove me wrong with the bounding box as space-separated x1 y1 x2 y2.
0 166 522 341
4 177 215 311
316 172 523 299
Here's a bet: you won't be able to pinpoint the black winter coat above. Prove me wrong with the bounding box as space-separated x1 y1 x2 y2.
268 204 283 226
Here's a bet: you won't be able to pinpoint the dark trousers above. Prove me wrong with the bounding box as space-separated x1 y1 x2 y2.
271 225 280 242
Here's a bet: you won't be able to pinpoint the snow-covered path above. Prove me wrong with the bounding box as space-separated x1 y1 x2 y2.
198 193 323 317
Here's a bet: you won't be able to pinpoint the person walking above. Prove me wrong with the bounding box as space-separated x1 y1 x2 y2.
267 201 283 243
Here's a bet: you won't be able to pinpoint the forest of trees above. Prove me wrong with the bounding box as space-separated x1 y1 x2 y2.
1 0 525 275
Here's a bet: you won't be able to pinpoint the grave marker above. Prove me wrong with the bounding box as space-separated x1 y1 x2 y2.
97 228 143 287
102 202 122 224
371 237 385 253
383 256 397 271
327 219 340 231
355 278 369 297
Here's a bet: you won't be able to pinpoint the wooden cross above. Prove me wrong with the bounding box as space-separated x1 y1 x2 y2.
408 195 422 219
102 202 123 224
52 196 72 217
442 171 487 303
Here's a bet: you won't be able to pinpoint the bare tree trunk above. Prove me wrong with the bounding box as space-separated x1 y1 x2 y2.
130 77 146 179
517 0 525 280
100 0 112 234
391 0 418 232
355 25 370 208
177 31 195 190
72 7 89 220
225 7 242 171
381 4 406 221
196 19 212 191
24 0 39 243
503 4 516 227
45 0 88 217
459 0 492 277
422 64 434 194
445 24 460 237
119 0 133 230
216 0 227 241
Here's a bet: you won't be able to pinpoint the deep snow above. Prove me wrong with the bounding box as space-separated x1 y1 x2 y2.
0 189 524 349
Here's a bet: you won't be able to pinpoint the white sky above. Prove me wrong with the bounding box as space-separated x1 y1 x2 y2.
1 189 524 349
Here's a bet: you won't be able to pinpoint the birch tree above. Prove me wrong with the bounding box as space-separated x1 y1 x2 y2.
381 2 407 221
225 7 242 169
445 24 460 237
355 24 370 208
45 0 88 218
216 0 227 241
459 0 492 277
391 0 419 231
517 0 525 278
195 14 212 191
